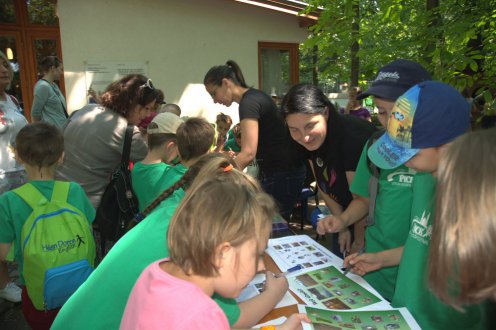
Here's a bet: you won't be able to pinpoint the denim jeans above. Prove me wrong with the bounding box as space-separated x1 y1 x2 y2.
261 165 306 220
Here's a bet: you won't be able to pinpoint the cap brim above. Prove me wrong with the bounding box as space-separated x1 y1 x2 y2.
357 85 411 101
367 133 419 169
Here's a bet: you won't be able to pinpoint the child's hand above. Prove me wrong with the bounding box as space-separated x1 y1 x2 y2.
264 271 288 299
275 313 311 330
343 252 383 276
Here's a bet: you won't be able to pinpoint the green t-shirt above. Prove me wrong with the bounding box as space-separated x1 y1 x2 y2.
224 138 241 152
391 173 487 329
52 191 240 330
350 143 414 301
0 180 95 284
131 161 172 211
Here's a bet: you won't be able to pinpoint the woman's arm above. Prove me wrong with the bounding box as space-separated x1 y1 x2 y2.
235 119 258 170
31 82 50 122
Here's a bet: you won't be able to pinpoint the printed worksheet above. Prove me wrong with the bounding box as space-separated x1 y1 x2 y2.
236 273 298 309
288 266 381 310
298 305 421 330
266 235 340 276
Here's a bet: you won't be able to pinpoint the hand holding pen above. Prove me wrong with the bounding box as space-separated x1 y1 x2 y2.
342 251 384 276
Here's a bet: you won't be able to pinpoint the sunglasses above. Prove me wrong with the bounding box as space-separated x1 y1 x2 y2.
140 78 155 90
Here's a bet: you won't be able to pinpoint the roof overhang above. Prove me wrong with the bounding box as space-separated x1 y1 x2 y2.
233 0 320 22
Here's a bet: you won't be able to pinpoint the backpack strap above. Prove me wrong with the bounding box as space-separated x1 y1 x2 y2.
51 181 71 202
365 129 385 227
12 183 48 210
121 125 134 165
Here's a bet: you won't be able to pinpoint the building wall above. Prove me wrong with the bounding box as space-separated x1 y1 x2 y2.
58 0 309 122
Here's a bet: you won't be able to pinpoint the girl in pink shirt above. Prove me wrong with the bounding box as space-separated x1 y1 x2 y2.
121 164 309 329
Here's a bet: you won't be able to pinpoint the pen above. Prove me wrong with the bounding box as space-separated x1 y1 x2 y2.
342 251 363 275
275 264 302 278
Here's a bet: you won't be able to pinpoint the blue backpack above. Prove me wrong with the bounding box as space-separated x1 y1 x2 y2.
13 181 96 310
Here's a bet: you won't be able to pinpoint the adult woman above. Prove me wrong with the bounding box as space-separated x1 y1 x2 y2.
204 60 306 220
280 83 377 256
57 74 158 208
31 56 67 128
0 50 26 303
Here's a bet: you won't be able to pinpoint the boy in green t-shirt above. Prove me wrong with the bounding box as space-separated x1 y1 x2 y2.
0 122 95 329
347 81 487 329
317 60 431 301
131 112 183 211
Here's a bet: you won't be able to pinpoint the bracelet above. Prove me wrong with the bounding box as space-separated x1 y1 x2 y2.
260 326 276 330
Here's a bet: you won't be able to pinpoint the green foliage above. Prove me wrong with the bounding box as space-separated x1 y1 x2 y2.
301 0 496 116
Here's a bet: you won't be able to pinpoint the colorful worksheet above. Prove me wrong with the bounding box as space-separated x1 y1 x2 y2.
298 305 421 330
266 235 340 276
288 266 381 310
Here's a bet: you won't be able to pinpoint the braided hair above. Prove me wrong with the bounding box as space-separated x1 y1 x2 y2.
128 153 237 230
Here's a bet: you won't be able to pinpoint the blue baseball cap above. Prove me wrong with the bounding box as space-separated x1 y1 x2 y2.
368 81 471 169
357 59 432 101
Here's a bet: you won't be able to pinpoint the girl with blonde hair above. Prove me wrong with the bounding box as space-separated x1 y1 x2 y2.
429 128 496 306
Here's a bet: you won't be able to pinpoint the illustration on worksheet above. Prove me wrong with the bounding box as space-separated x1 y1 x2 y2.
288 266 381 310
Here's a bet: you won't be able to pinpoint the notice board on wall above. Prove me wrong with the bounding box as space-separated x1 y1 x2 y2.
84 61 148 97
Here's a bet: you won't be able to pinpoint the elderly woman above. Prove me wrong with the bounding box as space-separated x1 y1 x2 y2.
57 74 158 208
0 50 27 303
31 56 68 128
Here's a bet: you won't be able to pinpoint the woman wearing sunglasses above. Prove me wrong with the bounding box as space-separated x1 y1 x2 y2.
57 74 159 208
204 60 306 221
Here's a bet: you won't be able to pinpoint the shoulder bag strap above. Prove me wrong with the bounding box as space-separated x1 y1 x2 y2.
121 124 134 165
12 183 46 210
51 181 71 202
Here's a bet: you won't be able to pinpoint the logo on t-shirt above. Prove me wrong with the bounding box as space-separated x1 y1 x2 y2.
386 168 415 187
410 211 432 245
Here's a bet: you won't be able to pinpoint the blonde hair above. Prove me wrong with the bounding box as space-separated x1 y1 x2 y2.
168 168 276 277
0 51 13 89
429 128 496 306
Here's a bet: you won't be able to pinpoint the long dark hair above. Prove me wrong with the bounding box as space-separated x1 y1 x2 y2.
203 60 248 88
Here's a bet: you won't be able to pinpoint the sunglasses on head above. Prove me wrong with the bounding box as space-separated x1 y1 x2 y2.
140 78 155 90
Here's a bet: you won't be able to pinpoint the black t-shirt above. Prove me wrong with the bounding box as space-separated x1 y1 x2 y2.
310 115 377 208
239 89 304 173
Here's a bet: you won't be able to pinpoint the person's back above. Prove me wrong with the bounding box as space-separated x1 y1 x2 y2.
0 122 95 329
131 112 183 210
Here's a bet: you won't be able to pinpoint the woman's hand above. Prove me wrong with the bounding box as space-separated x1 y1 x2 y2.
316 215 347 235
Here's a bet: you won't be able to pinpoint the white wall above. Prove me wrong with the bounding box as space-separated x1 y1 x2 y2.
58 0 309 122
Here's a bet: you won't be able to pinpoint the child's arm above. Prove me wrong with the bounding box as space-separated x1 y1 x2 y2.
343 246 404 276
232 271 288 328
0 243 12 262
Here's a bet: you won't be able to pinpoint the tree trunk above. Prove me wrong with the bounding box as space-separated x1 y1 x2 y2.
350 0 360 86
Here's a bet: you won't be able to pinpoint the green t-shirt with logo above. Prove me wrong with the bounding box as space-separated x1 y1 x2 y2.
0 180 95 284
131 161 172 211
391 172 487 329
52 189 240 329
350 143 414 301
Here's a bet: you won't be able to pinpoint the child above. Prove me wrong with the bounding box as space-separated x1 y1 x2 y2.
428 128 496 306
51 154 291 329
317 59 431 300
214 112 232 152
0 122 95 329
224 123 241 153
121 163 309 329
347 81 487 329
159 103 182 117
131 112 183 210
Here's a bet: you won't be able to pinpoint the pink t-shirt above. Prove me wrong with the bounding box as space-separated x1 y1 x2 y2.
120 258 229 330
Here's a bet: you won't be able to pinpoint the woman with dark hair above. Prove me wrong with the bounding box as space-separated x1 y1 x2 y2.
31 56 67 128
280 83 377 256
57 74 159 208
203 60 306 220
